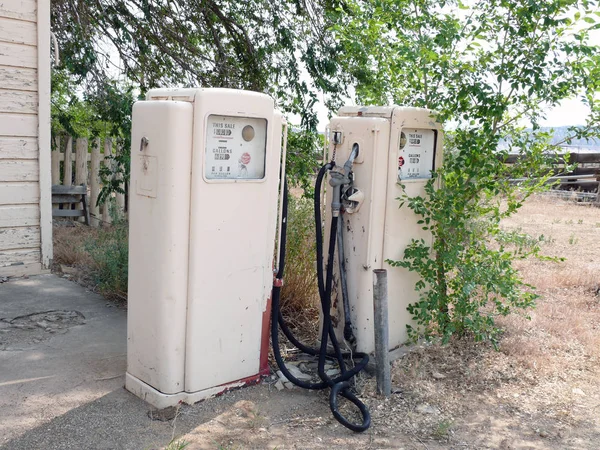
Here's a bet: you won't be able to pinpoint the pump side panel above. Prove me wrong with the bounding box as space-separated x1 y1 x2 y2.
127 101 193 394
383 109 443 347
185 90 281 392
325 117 390 354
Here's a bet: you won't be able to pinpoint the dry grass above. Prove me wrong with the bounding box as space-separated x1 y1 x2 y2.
52 221 98 268
362 194 600 447
52 220 129 301
499 195 600 376
279 194 321 343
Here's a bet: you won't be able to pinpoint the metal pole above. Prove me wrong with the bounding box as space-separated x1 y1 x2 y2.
373 269 391 396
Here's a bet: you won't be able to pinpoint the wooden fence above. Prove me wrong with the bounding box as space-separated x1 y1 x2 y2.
51 135 127 226
505 151 600 194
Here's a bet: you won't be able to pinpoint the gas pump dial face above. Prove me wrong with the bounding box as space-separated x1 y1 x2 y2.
205 115 268 180
397 128 436 181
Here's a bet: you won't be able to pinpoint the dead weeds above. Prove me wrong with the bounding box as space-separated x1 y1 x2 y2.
52 220 98 268
52 220 128 301
358 194 600 448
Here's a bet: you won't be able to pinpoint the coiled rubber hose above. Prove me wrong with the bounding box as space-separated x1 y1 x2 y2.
271 164 371 432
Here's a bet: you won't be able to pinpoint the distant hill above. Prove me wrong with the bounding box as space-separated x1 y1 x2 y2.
500 126 600 152
546 126 600 149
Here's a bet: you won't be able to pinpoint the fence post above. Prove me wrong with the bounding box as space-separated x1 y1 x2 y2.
75 137 88 186
90 138 101 227
102 138 113 225
115 140 126 217
51 135 60 185
75 138 88 222
51 136 61 211
373 269 391 397
62 135 73 211
63 135 73 187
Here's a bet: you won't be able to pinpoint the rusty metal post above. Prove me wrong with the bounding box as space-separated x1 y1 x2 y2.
373 269 391 397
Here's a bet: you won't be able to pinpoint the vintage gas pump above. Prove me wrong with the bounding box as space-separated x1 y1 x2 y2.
270 106 443 433
325 106 444 354
126 88 285 408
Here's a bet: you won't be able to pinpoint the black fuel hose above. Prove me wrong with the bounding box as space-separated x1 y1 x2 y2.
271 164 371 432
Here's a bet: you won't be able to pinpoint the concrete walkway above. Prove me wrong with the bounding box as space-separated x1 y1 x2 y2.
0 275 131 447
0 275 394 450
0 274 244 450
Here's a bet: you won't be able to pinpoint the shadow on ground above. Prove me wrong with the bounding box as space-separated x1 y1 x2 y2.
1 275 392 450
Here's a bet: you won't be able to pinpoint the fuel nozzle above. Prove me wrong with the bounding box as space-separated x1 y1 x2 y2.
329 143 359 217
344 143 359 174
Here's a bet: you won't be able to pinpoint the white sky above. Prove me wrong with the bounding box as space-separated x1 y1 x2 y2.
541 98 592 126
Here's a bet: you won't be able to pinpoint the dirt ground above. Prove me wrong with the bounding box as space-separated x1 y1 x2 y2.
48 195 600 449
175 195 600 450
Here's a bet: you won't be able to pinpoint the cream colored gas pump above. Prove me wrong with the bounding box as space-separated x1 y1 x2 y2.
269 106 443 433
126 88 285 408
324 106 443 354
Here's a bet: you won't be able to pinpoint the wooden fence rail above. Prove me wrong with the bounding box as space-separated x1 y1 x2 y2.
51 135 127 226
504 151 600 194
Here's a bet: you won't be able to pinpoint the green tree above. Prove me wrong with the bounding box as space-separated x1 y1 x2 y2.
50 0 353 190
51 67 136 205
334 0 600 343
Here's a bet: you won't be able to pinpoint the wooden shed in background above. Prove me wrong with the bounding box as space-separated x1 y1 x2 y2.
0 0 52 277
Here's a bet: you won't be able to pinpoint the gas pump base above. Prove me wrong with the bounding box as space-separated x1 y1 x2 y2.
125 370 268 409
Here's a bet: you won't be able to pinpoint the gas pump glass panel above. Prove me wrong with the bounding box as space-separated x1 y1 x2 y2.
397 128 437 181
205 115 268 180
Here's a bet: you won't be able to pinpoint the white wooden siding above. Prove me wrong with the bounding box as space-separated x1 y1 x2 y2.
0 66 37 91
0 262 42 276
0 16 37 45
0 160 39 181
0 0 37 22
0 41 37 68
0 113 37 136
0 182 39 204
0 89 38 114
0 204 39 227
0 248 41 267
0 226 40 251
0 1 46 276
0 137 38 159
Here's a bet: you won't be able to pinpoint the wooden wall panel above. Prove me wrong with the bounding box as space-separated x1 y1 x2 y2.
0 204 39 227
0 247 40 267
0 17 37 45
0 89 37 114
0 182 39 204
0 262 43 276
0 41 37 68
0 1 45 276
0 160 39 181
0 137 38 159
0 226 40 251
0 113 37 137
0 66 37 91
0 0 37 22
